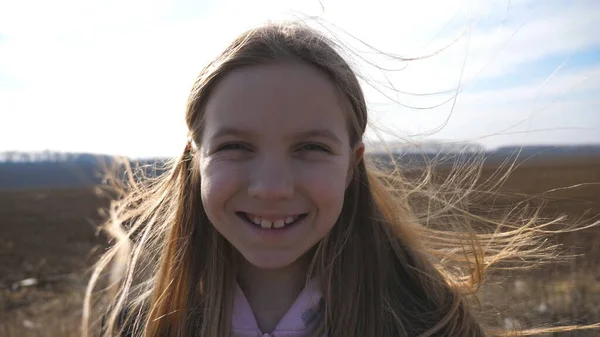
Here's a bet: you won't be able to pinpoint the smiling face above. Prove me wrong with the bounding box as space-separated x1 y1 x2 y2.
198 61 363 269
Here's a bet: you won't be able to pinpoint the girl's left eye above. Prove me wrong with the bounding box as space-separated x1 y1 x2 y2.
297 143 330 153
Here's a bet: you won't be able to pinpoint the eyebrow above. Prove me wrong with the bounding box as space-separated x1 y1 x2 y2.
209 127 342 144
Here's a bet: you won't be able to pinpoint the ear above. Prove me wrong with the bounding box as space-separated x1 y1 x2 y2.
346 141 365 188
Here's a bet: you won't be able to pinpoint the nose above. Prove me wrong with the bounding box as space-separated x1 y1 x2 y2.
248 156 294 200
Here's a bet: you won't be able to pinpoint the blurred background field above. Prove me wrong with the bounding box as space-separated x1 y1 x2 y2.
0 147 599 336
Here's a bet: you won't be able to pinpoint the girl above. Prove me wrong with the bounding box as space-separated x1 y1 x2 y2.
84 21 596 337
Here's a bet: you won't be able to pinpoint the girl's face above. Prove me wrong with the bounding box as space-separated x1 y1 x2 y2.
198 62 363 270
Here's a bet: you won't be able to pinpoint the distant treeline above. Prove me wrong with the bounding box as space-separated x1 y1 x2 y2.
1 145 599 190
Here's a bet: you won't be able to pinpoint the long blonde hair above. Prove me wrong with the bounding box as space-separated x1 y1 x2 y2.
83 21 598 337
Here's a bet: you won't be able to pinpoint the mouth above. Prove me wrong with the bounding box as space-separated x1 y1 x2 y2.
236 212 308 229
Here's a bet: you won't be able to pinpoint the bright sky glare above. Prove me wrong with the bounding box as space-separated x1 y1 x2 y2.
0 0 599 158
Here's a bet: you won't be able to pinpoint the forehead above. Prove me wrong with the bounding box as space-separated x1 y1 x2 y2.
202 62 349 142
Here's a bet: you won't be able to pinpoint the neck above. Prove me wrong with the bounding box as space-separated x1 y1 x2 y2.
237 257 309 333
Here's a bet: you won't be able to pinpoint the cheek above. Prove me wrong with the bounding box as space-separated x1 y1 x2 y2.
296 161 349 216
199 159 245 217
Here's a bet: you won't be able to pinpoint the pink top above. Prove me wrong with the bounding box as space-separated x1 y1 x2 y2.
231 279 324 337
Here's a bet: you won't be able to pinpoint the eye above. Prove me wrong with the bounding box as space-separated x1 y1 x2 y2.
217 142 252 152
297 143 331 153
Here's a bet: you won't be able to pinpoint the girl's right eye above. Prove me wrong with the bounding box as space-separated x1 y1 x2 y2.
216 142 251 152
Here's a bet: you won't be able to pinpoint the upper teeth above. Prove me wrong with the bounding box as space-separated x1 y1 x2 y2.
250 215 299 229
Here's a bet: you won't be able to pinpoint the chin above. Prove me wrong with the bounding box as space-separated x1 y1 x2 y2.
241 250 305 270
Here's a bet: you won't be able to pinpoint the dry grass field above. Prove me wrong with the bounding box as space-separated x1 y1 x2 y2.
0 188 110 337
461 156 600 336
0 155 599 336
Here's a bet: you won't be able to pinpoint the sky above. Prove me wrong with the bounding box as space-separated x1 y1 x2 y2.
0 0 599 158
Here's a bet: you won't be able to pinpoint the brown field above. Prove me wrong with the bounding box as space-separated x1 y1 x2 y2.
1 156 599 336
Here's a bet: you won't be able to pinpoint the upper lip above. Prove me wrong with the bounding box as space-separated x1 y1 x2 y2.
239 211 305 219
